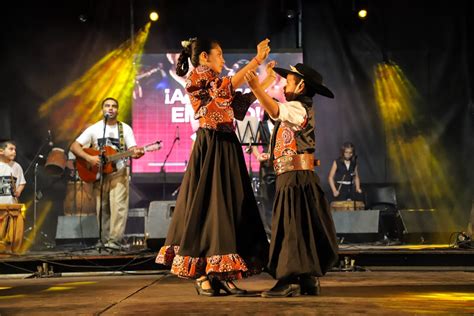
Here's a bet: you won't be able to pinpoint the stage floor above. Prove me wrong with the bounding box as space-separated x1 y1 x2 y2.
0 271 473 315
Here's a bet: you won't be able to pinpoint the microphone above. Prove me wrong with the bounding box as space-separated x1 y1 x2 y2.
176 125 180 144
171 186 180 197
104 113 110 121
48 130 54 147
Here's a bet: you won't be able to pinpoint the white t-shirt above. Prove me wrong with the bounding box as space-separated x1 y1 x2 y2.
76 121 137 171
0 161 26 204
344 160 350 170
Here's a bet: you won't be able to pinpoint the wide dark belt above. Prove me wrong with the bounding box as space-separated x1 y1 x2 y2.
273 153 319 175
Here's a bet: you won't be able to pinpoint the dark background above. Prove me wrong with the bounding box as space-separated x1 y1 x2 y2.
1 0 472 239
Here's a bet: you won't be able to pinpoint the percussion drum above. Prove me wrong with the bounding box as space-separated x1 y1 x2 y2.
44 147 67 176
330 200 365 211
63 181 96 215
65 159 75 171
65 159 80 181
0 203 25 253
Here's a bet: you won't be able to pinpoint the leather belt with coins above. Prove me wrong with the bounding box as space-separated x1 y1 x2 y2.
273 153 319 175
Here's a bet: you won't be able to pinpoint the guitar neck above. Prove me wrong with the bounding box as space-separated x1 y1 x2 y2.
105 142 160 163
107 150 134 162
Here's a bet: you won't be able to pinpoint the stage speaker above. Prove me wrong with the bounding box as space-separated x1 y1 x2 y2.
125 208 147 237
332 210 381 243
55 215 98 245
398 209 460 243
145 200 175 249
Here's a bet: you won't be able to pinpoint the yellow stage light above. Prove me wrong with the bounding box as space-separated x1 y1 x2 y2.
373 62 457 221
358 9 368 19
149 12 159 22
38 23 151 143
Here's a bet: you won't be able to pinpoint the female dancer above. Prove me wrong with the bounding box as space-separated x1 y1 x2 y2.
156 38 273 296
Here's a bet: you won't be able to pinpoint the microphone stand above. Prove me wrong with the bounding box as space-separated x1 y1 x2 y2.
243 120 257 178
245 143 254 178
161 131 179 200
24 134 51 177
96 117 108 253
350 175 356 210
23 133 52 249
352 156 358 210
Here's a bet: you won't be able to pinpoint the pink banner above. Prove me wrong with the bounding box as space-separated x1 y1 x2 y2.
132 52 303 174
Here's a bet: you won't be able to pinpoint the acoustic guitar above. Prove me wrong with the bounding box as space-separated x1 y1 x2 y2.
76 141 161 183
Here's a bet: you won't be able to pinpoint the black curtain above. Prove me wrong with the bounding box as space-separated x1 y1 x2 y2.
0 0 472 225
302 0 472 218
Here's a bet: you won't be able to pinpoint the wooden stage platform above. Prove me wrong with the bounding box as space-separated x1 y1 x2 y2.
1 243 474 314
0 271 473 315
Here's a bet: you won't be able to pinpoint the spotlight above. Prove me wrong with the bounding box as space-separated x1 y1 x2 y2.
352 0 368 20
358 9 368 19
286 9 295 19
79 14 87 23
149 11 159 22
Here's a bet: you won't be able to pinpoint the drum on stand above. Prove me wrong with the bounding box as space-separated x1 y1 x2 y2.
44 147 67 176
330 200 365 211
63 181 96 215
0 203 25 253
65 151 79 181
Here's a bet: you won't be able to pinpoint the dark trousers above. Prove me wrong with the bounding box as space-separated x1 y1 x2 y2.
335 183 361 201
258 165 275 238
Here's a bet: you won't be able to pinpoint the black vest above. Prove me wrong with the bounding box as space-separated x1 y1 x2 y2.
334 159 356 183
269 95 315 161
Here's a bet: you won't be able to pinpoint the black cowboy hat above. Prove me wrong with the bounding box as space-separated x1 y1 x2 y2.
273 63 334 98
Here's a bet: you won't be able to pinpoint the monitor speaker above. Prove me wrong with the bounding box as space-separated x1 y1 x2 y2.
145 200 176 249
332 210 381 242
55 215 98 246
398 209 460 243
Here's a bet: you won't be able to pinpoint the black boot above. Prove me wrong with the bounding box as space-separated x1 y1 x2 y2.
216 280 247 295
261 277 300 298
299 274 321 296
194 277 217 296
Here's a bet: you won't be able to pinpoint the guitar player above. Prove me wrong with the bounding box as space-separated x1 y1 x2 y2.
70 97 144 250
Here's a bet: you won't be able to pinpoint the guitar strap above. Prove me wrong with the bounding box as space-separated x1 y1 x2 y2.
117 122 125 152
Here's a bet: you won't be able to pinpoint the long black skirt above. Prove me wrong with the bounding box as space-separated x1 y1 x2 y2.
268 170 339 279
156 128 269 280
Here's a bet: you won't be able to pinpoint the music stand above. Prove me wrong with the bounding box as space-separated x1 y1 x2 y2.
235 116 260 177
236 117 273 239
